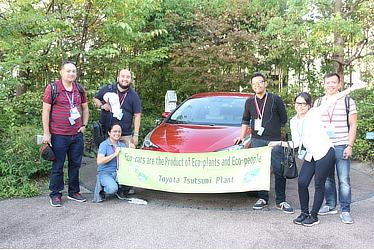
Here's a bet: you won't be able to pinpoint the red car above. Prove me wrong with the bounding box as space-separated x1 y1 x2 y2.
142 92 252 152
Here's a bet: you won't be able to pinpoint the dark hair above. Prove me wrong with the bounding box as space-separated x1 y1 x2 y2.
108 122 122 133
61 60 76 69
251 72 266 82
323 72 340 82
294 92 312 106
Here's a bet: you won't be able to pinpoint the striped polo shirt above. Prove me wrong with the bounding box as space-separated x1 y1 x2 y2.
43 80 87 135
318 95 357 146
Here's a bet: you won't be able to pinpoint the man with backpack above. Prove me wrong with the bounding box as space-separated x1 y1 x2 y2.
42 61 89 207
314 72 358 224
93 68 141 199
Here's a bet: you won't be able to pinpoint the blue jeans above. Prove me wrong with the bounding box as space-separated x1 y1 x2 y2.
99 172 119 195
49 133 84 197
298 148 335 215
324 145 351 212
251 138 286 204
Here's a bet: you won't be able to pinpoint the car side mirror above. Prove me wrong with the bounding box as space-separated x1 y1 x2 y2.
161 112 170 118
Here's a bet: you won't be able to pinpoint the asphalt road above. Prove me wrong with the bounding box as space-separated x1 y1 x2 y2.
1 161 374 248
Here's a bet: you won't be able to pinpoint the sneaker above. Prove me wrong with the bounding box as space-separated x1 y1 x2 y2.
67 193 87 202
293 212 309 225
252 198 268 210
340 212 354 224
115 190 127 200
49 196 62 207
318 205 337 215
302 215 320 227
276 201 295 214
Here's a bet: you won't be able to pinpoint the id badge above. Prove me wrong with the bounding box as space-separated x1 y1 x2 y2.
326 123 336 137
254 119 262 131
298 149 306 160
257 127 264 136
68 117 76 125
70 107 81 120
117 109 123 120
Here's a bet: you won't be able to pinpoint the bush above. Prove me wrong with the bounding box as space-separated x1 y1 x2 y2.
0 125 50 198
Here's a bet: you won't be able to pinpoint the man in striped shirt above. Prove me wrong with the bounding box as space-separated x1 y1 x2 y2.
42 61 89 207
314 72 357 224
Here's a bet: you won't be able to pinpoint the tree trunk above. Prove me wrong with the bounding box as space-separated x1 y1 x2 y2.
333 0 345 87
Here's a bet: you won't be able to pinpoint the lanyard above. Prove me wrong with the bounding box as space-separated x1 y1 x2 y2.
297 117 304 155
327 103 337 123
111 145 119 170
117 90 127 107
64 91 74 108
254 93 267 119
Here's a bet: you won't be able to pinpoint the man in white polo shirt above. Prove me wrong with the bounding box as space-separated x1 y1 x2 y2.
314 72 358 224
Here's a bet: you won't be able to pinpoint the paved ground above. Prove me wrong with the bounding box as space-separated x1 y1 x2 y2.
1 160 374 248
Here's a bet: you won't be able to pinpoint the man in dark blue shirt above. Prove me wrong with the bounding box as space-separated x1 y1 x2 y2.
235 72 294 214
94 68 142 147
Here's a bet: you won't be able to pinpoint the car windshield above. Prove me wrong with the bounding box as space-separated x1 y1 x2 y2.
168 96 246 126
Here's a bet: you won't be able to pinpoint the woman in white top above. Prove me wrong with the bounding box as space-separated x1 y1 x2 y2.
270 81 367 227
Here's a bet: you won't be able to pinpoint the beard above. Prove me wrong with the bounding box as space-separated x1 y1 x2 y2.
118 81 131 90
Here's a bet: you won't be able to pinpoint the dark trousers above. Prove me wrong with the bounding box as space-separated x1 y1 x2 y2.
298 148 335 216
49 133 84 197
251 138 286 204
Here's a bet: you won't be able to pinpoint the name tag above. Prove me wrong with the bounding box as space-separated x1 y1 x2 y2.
326 124 336 137
254 119 262 131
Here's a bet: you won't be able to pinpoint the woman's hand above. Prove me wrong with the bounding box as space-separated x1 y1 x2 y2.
268 141 282 147
114 147 121 156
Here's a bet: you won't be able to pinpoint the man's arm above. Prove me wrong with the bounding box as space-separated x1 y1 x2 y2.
42 102 52 144
344 113 358 159
132 112 141 146
78 103 89 133
234 124 249 144
93 97 110 112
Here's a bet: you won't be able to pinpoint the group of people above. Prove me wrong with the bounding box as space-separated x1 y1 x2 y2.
42 61 141 207
42 61 366 227
235 72 366 226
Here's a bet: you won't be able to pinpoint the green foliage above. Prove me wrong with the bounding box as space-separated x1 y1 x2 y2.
0 125 50 198
350 90 374 162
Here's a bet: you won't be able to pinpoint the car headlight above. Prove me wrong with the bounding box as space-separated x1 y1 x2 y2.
142 132 160 149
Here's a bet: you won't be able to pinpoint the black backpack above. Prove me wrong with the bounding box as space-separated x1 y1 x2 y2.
50 81 84 104
316 96 351 129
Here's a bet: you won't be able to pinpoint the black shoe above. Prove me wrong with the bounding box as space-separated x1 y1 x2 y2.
67 193 87 202
115 190 127 200
49 196 62 207
252 199 268 210
302 215 320 227
293 212 309 225
99 190 106 201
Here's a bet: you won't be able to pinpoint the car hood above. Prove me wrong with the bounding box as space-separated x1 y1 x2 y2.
149 123 241 153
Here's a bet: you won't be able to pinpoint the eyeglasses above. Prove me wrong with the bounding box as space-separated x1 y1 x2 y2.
295 102 308 107
251 80 265 86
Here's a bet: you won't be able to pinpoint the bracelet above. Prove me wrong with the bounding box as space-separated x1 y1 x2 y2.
81 124 87 127
347 144 353 148
133 133 139 136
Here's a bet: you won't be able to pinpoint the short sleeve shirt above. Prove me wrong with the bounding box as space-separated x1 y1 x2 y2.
97 138 127 174
317 96 357 146
42 80 87 135
95 84 141 136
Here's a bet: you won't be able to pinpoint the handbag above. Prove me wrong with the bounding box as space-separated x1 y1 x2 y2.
281 141 298 179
